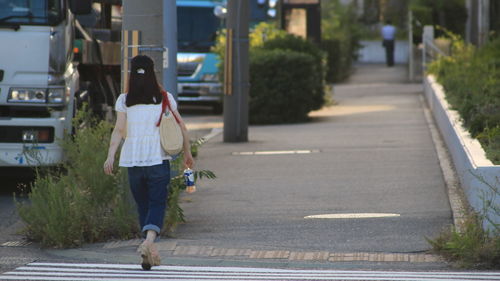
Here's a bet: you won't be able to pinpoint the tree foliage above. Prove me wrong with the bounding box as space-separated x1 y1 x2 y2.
411 0 467 42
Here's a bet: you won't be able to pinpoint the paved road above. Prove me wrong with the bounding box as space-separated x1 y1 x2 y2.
2 262 500 281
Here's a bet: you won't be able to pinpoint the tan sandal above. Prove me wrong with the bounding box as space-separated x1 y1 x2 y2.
138 243 161 270
138 244 152 270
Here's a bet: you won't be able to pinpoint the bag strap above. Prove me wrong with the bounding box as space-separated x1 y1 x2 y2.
156 90 181 127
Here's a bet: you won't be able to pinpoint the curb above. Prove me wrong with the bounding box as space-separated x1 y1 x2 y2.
419 94 468 232
98 239 442 264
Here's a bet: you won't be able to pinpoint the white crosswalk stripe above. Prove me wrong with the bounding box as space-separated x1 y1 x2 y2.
1 262 500 281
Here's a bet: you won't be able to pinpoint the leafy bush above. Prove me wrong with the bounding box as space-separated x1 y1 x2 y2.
321 0 361 83
428 37 500 164
250 22 288 47
410 0 468 43
427 36 500 269
214 23 327 124
249 49 316 124
261 35 327 111
17 109 137 248
321 38 352 83
212 22 287 80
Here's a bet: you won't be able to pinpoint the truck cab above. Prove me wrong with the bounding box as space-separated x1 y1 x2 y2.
0 0 79 166
177 0 224 113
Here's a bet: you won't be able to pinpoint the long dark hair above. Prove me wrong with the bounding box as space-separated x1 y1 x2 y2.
126 55 162 107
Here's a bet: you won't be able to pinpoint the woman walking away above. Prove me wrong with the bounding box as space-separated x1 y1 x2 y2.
103 55 194 270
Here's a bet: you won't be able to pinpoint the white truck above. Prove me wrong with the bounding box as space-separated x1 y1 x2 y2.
0 0 121 167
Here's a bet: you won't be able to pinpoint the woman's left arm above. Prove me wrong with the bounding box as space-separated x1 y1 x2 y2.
172 110 195 169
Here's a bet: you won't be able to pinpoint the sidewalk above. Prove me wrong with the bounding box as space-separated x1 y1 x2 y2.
175 64 451 253
4 64 454 271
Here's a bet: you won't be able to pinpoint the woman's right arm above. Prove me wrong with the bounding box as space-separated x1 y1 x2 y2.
104 112 127 175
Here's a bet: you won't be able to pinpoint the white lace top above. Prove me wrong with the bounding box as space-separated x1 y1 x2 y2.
115 92 178 167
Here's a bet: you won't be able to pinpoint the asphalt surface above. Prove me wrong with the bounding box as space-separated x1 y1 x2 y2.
175 64 452 254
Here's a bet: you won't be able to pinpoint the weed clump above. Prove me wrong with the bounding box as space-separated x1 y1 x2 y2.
16 108 215 247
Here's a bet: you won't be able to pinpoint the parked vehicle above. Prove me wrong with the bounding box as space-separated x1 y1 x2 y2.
176 0 225 114
0 0 121 166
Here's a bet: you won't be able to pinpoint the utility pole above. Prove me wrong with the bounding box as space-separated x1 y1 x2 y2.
223 0 249 142
163 0 178 99
408 10 414 82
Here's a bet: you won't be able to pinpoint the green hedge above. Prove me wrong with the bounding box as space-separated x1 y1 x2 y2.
321 38 354 83
321 0 361 83
428 37 500 164
250 49 317 124
261 35 327 111
214 26 328 124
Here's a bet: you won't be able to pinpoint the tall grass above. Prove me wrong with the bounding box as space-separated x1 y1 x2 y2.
16 107 137 248
16 107 215 247
164 138 215 234
428 214 500 269
427 171 500 268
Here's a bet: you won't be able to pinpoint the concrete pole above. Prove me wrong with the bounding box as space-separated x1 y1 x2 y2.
122 0 163 89
478 0 490 46
467 0 490 46
162 0 178 99
465 0 472 43
408 10 414 82
223 0 249 143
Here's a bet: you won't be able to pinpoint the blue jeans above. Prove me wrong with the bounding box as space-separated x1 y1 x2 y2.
127 160 170 235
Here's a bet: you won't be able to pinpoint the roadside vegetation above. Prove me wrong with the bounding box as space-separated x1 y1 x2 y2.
250 31 327 124
426 36 500 268
428 36 500 164
16 107 214 248
320 0 361 83
215 22 326 124
428 213 500 269
427 174 500 269
410 0 468 43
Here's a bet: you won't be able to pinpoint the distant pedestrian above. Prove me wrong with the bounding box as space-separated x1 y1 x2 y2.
381 20 396 67
103 55 194 270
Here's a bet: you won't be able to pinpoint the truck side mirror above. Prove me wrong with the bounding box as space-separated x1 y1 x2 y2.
69 0 92 15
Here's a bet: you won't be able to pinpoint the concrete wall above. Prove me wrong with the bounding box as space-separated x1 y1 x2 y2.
357 40 409 64
424 75 500 231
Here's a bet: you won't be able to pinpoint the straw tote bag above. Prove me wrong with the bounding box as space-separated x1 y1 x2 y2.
156 90 183 155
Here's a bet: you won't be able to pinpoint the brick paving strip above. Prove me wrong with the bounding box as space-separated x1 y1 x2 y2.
102 240 442 263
